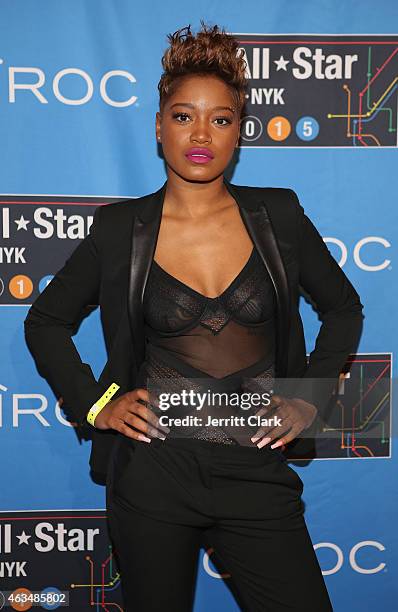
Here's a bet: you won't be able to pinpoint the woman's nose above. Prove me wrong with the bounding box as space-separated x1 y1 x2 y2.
190 119 212 144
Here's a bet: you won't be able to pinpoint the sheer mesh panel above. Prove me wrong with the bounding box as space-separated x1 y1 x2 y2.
137 246 278 446
145 318 275 379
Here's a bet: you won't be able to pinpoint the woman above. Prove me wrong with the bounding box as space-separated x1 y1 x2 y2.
25 23 364 612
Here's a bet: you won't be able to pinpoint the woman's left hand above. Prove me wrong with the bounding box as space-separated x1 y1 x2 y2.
250 394 318 449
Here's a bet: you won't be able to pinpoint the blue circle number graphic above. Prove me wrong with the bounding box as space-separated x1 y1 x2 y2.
296 116 319 141
41 586 64 610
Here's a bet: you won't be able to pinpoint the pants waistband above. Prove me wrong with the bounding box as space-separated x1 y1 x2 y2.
149 433 285 461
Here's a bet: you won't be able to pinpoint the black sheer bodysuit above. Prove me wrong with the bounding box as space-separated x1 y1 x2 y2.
135 245 277 446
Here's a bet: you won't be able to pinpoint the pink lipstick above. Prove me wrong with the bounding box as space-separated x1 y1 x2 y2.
185 147 214 164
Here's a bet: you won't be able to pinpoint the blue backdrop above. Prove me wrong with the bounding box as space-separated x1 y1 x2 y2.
1 1 397 610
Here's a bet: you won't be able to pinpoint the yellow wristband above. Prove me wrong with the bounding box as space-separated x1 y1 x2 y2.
86 383 120 427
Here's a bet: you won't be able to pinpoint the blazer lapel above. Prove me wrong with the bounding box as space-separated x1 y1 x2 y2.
127 182 168 378
223 181 291 378
127 179 291 381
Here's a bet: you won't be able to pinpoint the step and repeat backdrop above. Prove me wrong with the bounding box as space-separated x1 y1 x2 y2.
1 1 397 610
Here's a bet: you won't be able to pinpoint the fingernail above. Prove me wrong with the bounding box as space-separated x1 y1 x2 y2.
257 437 272 449
139 434 152 443
251 436 260 443
271 440 283 449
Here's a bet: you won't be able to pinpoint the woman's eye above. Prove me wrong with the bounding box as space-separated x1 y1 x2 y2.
173 112 190 122
214 117 232 126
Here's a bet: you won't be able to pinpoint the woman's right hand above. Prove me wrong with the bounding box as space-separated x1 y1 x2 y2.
93 388 170 442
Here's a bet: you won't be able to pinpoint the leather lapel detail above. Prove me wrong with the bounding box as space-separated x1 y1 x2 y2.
127 186 167 376
223 180 291 377
237 204 291 378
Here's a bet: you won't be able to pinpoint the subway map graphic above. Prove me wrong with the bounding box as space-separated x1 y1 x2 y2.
234 34 398 147
0 510 125 609
0 196 120 305
287 353 392 461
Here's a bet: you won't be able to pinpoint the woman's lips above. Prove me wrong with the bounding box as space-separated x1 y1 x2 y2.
185 147 214 164
185 153 213 164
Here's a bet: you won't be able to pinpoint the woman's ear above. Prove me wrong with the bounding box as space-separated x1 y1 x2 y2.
155 111 162 143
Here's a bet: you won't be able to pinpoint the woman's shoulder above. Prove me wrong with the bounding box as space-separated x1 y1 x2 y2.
227 181 301 213
228 180 298 197
97 183 166 221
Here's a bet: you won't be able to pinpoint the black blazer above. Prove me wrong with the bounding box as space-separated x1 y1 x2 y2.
24 178 364 479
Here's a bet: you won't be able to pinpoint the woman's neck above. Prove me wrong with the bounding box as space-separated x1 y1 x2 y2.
163 173 232 220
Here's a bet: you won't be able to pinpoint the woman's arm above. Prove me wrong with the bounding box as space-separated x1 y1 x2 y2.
252 190 365 449
289 189 365 420
23 204 109 433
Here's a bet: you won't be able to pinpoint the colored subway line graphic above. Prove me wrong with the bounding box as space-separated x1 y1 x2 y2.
0 510 126 610
293 354 392 460
234 34 398 147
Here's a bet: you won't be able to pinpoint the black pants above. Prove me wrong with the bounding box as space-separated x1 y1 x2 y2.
106 434 333 612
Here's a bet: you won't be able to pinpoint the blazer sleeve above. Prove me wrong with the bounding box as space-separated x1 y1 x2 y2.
23 204 109 434
288 189 365 421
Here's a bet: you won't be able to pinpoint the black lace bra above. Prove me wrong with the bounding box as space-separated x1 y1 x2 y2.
136 245 278 446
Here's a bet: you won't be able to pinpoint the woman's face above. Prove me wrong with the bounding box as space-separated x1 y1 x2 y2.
156 74 241 183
